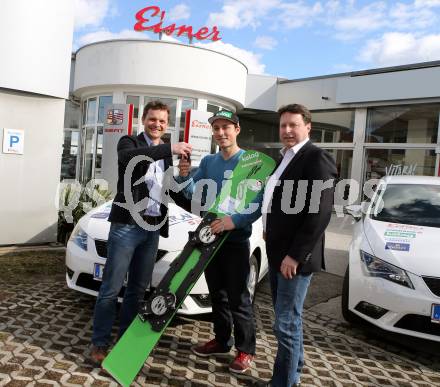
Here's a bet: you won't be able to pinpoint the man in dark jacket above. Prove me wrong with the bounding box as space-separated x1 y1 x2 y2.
263 104 337 386
90 101 192 364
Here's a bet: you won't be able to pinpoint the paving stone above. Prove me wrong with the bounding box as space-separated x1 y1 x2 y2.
0 278 439 386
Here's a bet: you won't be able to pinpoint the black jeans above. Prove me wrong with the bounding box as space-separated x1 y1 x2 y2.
204 240 256 355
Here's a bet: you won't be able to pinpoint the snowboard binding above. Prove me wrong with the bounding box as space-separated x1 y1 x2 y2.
188 212 221 247
139 212 224 331
139 291 176 322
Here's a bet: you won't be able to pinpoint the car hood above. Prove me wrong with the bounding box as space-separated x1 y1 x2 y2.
363 217 440 277
82 201 201 252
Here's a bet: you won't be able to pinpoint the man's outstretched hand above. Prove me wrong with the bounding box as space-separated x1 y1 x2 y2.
172 142 192 159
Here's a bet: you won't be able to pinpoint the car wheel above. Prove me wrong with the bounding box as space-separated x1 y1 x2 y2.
341 265 361 324
248 254 260 303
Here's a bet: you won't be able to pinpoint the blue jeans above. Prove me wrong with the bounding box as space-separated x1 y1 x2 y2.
92 222 160 347
269 268 312 387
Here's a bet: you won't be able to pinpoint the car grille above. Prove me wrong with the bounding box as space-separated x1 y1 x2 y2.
95 240 108 258
94 239 168 262
394 314 440 337
75 273 156 300
422 277 440 297
354 301 388 319
76 273 126 298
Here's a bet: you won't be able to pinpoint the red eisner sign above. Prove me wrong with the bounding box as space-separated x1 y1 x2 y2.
134 5 221 41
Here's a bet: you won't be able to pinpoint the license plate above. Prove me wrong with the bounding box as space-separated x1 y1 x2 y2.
431 304 440 324
93 263 105 281
93 263 128 284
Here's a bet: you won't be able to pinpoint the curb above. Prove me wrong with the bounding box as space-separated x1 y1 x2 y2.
0 243 66 256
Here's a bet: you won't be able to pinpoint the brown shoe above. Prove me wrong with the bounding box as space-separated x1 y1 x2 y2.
229 351 254 373
90 345 108 365
191 339 231 357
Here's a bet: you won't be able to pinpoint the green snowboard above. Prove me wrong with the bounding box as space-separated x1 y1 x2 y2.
102 150 275 386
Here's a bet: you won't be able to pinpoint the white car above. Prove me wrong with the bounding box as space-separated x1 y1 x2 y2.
65 201 268 315
342 175 440 342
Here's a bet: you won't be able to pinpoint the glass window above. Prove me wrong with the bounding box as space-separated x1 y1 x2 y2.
82 127 95 182
327 149 353 202
61 129 79 180
239 112 280 144
82 100 86 125
144 96 177 127
325 149 353 180
240 110 355 147
70 131 79 155
86 98 97 125
126 95 140 126
239 112 281 159
310 110 355 143
64 101 80 129
62 101 81 180
98 96 113 124
371 184 440 228
365 148 436 180
94 126 103 179
366 104 439 143
207 104 220 114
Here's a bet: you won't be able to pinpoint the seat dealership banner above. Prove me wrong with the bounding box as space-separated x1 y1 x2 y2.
102 104 133 192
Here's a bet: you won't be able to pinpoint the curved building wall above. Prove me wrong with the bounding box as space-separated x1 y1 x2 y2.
0 0 74 98
74 40 248 107
73 40 248 188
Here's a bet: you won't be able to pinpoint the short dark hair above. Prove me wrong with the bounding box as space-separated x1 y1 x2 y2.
142 100 170 120
277 104 312 125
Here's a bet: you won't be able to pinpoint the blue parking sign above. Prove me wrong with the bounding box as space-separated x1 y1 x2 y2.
3 128 24 154
9 135 19 147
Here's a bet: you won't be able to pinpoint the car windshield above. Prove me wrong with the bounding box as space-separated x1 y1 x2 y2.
371 184 440 228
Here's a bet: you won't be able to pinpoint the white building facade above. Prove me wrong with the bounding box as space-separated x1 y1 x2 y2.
0 0 74 245
2 23 440 245
69 41 440 202
241 64 440 205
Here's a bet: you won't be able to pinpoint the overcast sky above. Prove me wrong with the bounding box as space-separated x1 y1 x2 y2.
73 0 440 79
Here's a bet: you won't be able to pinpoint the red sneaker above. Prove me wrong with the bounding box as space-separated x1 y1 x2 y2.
229 351 254 374
191 339 230 357
90 345 108 365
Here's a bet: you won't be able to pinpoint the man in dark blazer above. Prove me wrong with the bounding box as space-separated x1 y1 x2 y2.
90 101 192 364
263 104 337 387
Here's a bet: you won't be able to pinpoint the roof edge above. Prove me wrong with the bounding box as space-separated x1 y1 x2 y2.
74 38 248 73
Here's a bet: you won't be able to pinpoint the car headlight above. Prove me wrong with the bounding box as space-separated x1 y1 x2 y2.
360 250 414 289
69 224 88 251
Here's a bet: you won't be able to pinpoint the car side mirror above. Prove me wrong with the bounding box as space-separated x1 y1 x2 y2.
344 204 362 220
